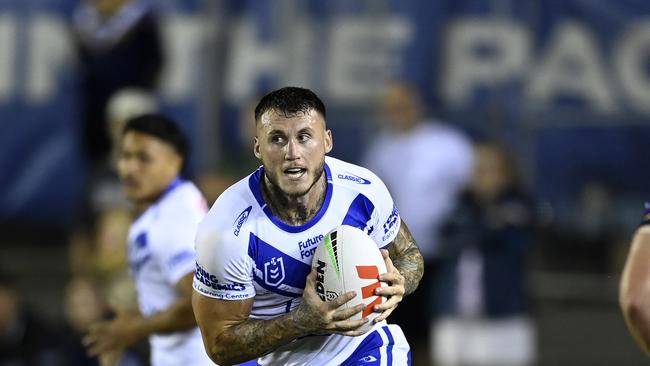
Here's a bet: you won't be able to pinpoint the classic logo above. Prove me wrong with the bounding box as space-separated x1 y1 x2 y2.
264 256 286 286
233 206 252 236
337 172 371 184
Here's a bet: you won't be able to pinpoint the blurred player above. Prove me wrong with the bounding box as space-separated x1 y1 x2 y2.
192 87 424 365
620 202 650 356
83 114 213 366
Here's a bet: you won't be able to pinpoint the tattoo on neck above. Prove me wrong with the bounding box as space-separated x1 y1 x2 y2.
261 175 327 226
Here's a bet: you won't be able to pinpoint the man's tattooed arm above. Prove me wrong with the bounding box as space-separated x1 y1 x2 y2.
193 271 366 365
387 220 424 296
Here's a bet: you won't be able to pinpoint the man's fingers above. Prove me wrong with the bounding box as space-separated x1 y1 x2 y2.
374 295 400 312
329 317 368 332
330 291 357 307
380 249 395 271
332 303 364 321
373 308 395 324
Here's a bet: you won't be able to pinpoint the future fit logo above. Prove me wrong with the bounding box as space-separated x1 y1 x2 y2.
298 234 324 259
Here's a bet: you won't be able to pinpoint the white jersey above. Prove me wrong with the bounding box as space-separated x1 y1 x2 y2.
193 157 410 365
127 179 214 366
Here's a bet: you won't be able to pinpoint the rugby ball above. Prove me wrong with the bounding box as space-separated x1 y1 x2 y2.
312 225 387 331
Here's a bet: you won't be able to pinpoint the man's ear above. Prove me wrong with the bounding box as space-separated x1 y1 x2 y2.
324 129 333 154
253 137 262 159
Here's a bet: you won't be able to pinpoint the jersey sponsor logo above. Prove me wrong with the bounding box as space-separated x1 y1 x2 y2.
233 206 252 236
264 256 286 286
298 234 324 259
383 206 399 234
337 172 371 184
194 262 246 292
366 225 375 236
382 206 399 241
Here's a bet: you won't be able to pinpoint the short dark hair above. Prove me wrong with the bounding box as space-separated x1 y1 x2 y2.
254 87 327 123
122 114 189 161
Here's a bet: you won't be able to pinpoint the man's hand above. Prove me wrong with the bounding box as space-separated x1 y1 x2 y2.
372 249 406 323
83 312 145 360
292 268 369 336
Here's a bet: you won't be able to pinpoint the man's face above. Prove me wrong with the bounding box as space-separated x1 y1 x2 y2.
117 131 181 203
254 109 333 198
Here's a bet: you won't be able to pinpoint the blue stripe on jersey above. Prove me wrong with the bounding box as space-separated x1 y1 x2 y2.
341 193 375 231
340 328 383 366
247 233 310 298
247 164 334 233
383 326 395 365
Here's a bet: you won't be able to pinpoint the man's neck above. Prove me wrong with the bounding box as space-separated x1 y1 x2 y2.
262 174 327 226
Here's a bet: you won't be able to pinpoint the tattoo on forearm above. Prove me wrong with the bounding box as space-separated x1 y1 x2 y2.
215 315 303 364
388 222 424 296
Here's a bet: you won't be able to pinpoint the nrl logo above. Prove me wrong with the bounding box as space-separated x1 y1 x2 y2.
264 256 285 286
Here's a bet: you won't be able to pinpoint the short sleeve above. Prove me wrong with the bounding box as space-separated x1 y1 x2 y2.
153 215 200 285
368 177 401 248
192 221 256 301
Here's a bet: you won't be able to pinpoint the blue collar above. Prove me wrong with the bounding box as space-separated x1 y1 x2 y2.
248 164 333 233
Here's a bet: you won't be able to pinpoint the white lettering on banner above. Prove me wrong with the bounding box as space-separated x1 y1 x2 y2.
443 18 530 106
0 14 16 101
224 18 313 102
615 20 650 114
326 17 412 102
0 13 206 104
526 21 616 113
26 15 72 103
4 9 650 116
160 15 207 101
442 17 650 115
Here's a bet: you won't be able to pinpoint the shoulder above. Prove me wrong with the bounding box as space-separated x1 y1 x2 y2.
196 174 261 254
157 181 207 224
327 156 386 190
327 156 394 209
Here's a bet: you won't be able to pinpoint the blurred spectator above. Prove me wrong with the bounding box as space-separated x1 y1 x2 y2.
432 142 536 366
73 0 164 167
0 272 65 366
362 81 474 364
62 276 148 366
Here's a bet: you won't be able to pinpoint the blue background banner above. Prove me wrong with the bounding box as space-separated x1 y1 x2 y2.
2 0 650 224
